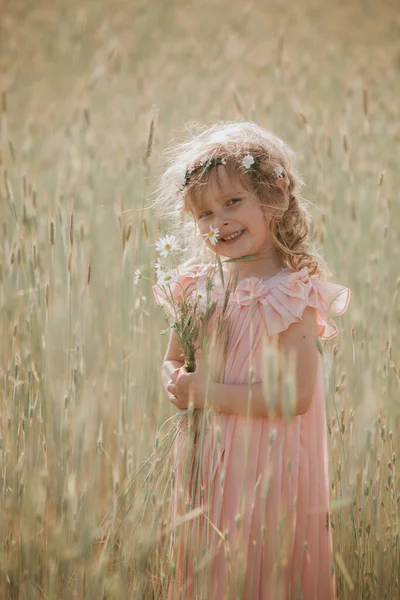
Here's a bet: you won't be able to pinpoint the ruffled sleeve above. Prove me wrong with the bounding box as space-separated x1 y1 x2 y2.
266 267 350 339
235 267 350 339
152 265 208 313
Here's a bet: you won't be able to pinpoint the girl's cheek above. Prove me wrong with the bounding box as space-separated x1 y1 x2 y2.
197 220 209 235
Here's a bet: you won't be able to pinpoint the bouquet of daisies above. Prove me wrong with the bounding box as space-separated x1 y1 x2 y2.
152 231 221 445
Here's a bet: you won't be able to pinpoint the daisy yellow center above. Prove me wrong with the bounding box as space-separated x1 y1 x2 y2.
165 243 171 250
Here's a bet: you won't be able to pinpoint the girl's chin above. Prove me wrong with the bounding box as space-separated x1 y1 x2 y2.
207 238 251 259
216 247 248 260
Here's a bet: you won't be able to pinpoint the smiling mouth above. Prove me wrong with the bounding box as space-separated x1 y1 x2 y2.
220 229 245 243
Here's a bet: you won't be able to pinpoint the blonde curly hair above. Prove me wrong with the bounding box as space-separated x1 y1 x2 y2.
153 121 328 279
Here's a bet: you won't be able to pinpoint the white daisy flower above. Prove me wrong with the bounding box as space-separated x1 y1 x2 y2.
202 225 220 246
157 269 180 286
155 259 165 276
221 158 227 165
191 291 204 302
241 154 255 170
272 165 285 180
134 268 142 285
155 234 179 257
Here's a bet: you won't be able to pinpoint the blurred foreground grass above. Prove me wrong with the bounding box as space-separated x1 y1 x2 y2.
0 0 400 598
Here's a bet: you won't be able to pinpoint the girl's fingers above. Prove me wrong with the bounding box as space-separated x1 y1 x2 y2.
171 367 180 382
167 375 189 409
167 381 175 395
169 393 187 410
167 383 185 408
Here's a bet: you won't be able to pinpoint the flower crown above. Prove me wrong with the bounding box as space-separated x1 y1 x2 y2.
177 153 285 195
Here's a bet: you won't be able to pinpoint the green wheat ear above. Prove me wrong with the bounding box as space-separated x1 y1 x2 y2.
216 256 224 286
316 338 324 356
224 254 258 263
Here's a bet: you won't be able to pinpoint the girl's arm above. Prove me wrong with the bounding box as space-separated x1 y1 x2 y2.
209 306 319 418
173 306 320 417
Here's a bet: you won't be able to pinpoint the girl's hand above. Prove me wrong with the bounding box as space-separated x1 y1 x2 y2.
166 366 181 405
166 351 207 410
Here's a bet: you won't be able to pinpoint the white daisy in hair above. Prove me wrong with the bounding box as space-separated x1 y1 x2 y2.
272 165 285 180
157 268 180 286
241 154 255 170
202 225 220 246
155 234 179 257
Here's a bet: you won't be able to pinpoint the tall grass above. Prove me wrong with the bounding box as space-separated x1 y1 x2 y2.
0 0 399 597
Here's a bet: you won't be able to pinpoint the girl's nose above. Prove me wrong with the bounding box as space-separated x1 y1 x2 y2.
215 217 229 228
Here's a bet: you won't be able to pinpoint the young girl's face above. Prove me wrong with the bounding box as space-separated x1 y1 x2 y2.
191 165 274 260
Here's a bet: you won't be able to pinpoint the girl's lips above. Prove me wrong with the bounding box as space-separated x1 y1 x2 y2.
220 229 245 244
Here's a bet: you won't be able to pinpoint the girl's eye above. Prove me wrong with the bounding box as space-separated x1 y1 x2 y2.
198 198 241 218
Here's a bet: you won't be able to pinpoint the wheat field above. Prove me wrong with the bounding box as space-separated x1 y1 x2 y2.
0 0 399 598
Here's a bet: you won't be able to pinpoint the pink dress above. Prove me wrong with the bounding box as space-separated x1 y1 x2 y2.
153 265 350 600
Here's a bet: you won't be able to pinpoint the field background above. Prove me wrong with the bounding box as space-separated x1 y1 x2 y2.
1 0 400 598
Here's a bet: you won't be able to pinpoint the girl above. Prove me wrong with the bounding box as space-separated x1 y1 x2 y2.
153 122 350 600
